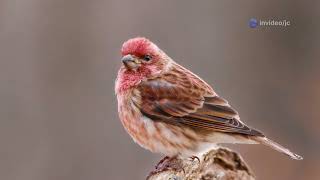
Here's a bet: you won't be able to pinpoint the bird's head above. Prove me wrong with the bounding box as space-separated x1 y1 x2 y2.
116 37 171 93
120 37 170 75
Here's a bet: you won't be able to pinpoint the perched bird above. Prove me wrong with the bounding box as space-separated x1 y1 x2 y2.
115 37 302 160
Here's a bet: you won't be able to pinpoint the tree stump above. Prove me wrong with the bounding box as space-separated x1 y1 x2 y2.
147 148 255 180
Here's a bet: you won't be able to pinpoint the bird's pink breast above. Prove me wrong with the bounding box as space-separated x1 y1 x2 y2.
115 68 143 93
115 66 153 93
117 91 201 156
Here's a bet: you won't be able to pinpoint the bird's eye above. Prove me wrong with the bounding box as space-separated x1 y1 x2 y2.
143 55 152 61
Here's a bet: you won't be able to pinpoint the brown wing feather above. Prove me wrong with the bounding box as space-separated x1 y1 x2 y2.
134 63 264 137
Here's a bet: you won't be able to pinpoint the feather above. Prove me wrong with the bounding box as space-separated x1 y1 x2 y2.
134 63 264 137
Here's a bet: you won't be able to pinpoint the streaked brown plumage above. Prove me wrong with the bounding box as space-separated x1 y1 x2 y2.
115 37 302 160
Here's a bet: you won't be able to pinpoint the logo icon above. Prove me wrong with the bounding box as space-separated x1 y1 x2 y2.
249 18 258 28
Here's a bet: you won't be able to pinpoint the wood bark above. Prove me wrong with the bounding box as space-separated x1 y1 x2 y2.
147 148 255 180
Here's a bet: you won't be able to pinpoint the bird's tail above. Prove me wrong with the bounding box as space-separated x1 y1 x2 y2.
253 137 303 160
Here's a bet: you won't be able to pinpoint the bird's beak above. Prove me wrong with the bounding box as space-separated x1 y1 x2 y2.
121 54 141 70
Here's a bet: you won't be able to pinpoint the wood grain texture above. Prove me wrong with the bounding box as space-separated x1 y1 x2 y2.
147 148 255 180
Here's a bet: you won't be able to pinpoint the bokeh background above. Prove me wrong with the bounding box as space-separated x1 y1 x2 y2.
1 0 319 179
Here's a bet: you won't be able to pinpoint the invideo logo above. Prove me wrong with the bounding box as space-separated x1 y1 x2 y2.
249 18 291 28
249 18 258 28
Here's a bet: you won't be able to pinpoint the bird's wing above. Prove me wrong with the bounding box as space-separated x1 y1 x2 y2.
132 64 264 137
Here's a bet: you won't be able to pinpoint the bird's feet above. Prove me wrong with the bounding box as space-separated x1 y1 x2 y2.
151 155 185 175
155 156 171 169
189 155 200 163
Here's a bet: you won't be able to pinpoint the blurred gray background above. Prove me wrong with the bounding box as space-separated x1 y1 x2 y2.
0 0 319 179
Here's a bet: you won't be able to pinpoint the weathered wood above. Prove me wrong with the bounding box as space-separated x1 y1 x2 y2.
147 148 255 180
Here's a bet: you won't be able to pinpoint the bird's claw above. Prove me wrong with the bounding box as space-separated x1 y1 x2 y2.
189 155 200 163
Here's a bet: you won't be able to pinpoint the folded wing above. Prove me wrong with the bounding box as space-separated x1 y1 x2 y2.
132 65 264 137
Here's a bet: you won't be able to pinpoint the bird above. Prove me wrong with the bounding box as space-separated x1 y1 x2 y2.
115 37 302 160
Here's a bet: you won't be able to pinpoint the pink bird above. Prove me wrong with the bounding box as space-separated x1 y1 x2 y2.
115 37 302 160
